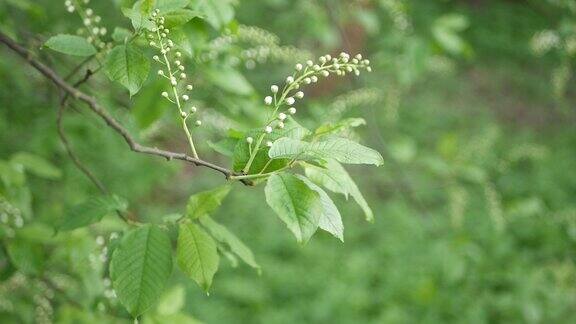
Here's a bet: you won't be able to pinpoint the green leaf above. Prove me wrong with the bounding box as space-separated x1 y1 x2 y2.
156 0 190 13
204 66 253 95
199 215 259 270
6 240 44 275
296 175 344 242
265 172 323 243
232 119 310 174
207 138 238 157
177 222 219 292
186 185 231 219
156 286 185 315
122 5 156 31
132 81 167 129
110 225 173 317
140 0 156 15
164 9 202 28
193 0 234 30
58 195 128 231
269 137 384 166
10 152 61 179
112 27 133 43
304 159 374 222
44 34 96 56
314 118 366 137
104 44 150 96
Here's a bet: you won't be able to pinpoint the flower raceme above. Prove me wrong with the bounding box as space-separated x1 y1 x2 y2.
242 52 372 174
147 9 200 159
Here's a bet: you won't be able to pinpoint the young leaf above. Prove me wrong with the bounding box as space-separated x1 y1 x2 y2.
122 5 156 31
296 175 344 242
44 34 97 56
269 137 384 166
156 0 190 13
164 9 202 28
104 44 150 96
57 195 128 231
305 159 374 222
10 152 61 179
110 225 173 317
112 27 133 43
232 120 310 174
177 222 219 292
264 173 323 243
199 215 260 270
193 0 235 30
186 185 231 219
6 240 45 275
314 118 366 137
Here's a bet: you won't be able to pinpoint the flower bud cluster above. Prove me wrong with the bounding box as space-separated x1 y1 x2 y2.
148 10 201 127
200 25 311 68
242 52 372 173
0 196 23 238
65 0 109 50
327 88 382 120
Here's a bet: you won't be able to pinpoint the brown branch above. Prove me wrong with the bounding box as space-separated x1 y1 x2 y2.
0 31 252 186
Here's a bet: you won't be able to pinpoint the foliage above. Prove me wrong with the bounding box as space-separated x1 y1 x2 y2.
1 0 576 323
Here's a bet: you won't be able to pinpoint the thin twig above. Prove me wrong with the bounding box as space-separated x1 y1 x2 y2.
0 31 252 186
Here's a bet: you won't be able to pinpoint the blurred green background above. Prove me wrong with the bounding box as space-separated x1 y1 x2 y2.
2 0 576 323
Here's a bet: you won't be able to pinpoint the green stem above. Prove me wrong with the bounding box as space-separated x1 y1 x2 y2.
156 26 199 159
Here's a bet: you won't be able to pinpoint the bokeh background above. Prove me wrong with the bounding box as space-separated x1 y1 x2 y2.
2 0 576 323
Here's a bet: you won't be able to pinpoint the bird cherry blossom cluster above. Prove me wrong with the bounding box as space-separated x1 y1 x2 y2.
64 0 108 50
147 9 201 159
200 25 311 69
241 52 372 174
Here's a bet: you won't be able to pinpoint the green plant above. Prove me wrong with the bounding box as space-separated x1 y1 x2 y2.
0 0 379 320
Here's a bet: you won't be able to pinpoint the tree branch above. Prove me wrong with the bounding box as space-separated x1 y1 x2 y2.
0 31 252 186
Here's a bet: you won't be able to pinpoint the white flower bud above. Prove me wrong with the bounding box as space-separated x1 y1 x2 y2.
161 33 167 38
86 8 93 16
175 60 181 66
266 141 273 147
190 106 197 113
311 76 318 83
171 79 177 86
246 137 254 144
195 120 202 126
288 107 296 115
100 28 107 35
367 67 372 72
278 122 285 129
65 1 72 6
164 29 170 34
161 91 169 97
295 91 304 99
304 78 311 84
346 66 353 72
158 70 164 75
306 60 314 67
352 58 359 64
271 85 279 93
176 51 182 57
286 97 295 105
84 18 91 26
321 71 329 77
92 27 99 35
265 126 273 133
319 56 327 64
354 69 360 76
334 63 340 69
186 85 193 91
326 54 332 61
313 65 321 71
95 16 101 23
161 49 167 54
355 54 363 60
182 94 189 101
180 73 186 79
180 111 187 118
264 96 273 105
67 6 74 12
295 63 303 71
179 65 185 71
278 112 287 120
286 76 294 84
